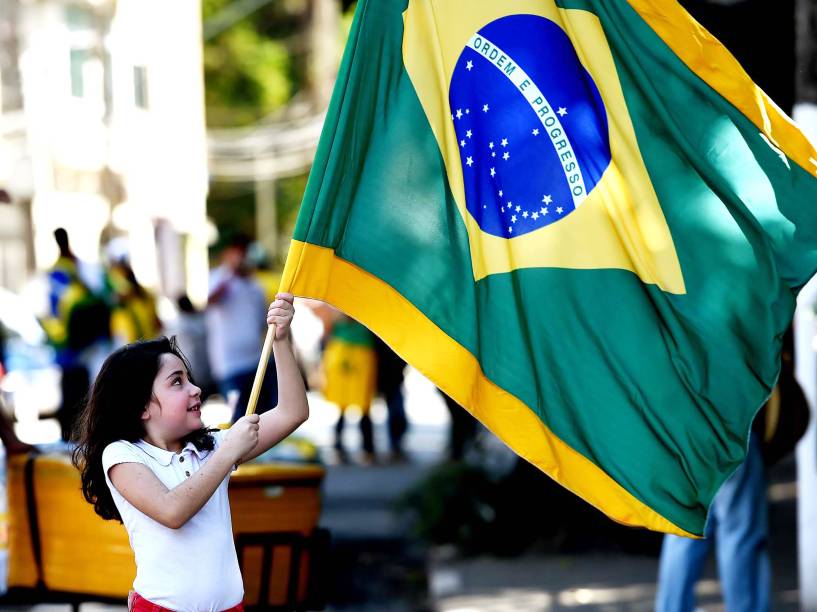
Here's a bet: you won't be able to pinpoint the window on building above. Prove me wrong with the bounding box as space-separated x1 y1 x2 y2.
66 5 94 30
133 65 148 109
66 5 107 107
70 48 92 98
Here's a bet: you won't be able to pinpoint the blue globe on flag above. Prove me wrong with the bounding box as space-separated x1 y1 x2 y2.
450 14 613 239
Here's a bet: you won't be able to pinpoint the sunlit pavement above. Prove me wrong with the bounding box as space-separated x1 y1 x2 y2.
431 555 796 611
430 457 801 612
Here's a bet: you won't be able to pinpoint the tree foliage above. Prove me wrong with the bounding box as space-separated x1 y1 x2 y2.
202 0 305 127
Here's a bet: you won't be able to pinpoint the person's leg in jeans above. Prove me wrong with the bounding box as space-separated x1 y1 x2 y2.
58 363 90 441
656 433 769 612
230 369 259 423
255 357 277 415
334 408 347 454
219 375 241 421
656 516 715 612
713 434 770 612
360 411 375 460
228 358 279 423
385 387 407 456
442 392 477 461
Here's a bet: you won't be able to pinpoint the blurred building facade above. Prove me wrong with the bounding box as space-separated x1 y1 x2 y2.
0 0 209 304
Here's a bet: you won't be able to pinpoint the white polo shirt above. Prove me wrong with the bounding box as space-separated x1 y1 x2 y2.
102 431 243 612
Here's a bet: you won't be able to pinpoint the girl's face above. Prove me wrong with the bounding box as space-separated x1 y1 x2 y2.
143 353 203 442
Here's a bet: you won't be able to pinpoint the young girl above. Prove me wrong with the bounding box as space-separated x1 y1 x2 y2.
72 292 308 612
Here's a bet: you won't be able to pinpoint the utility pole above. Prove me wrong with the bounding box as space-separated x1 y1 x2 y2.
307 0 340 110
255 162 278 265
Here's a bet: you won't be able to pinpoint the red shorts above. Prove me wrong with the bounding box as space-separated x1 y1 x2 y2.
129 591 244 612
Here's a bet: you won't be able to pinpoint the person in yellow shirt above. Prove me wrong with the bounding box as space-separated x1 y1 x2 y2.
322 312 378 463
108 259 161 345
44 228 112 440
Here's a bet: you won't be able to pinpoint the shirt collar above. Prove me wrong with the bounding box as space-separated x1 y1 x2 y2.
134 440 175 466
134 439 209 465
184 440 210 459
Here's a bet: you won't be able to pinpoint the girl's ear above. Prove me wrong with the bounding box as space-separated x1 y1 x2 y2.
141 404 152 422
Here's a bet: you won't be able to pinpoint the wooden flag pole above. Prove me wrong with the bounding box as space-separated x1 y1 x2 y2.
245 324 277 417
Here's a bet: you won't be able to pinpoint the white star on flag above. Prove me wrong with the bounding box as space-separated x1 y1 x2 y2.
532 212 539 220
501 138 508 147
557 107 568 117
490 167 496 177
532 128 539 136
511 215 517 223
515 205 521 212
466 60 473 71
492 152 496 157
456 109 463 119
465 108 470 114
499 190 503 196
542 194 552 204
503 152 510 160
460 139 466 147
541 207 548 215
508 226 513 233
557 206 564 213
522 211 529 218
483 104 489 112
489 142 494 149
466 130 472 138
466 156 474 167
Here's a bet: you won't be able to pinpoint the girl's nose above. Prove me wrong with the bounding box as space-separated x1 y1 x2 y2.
191 384 202 398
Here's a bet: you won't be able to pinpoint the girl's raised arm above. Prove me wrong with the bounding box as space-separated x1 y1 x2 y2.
239 293 309 464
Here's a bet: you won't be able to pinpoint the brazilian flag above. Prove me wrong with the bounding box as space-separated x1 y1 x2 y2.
281 0 817 536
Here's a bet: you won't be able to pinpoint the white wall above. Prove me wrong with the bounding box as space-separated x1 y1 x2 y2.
13 0 209 303
793 101 817 612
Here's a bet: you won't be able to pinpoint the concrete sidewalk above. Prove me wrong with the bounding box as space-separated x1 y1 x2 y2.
430 551 798 611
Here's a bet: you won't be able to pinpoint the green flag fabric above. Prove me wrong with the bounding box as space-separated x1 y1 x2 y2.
281 0 817 536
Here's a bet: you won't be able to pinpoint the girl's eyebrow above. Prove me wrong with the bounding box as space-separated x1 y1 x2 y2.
165 369 185 381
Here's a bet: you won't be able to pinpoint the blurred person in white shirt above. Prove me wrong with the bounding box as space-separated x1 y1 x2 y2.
206 235 276 422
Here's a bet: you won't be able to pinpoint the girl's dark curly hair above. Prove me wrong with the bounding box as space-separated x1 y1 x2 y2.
72 337 214 522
